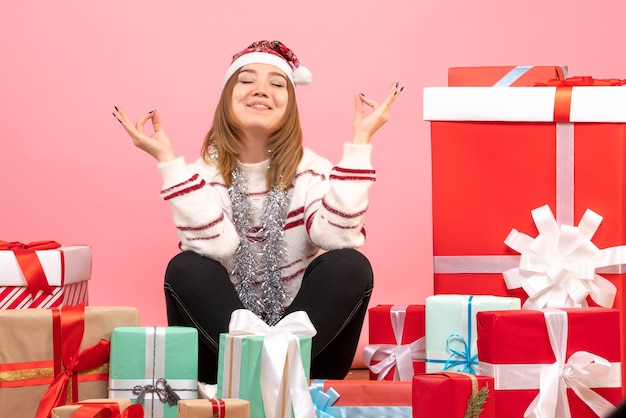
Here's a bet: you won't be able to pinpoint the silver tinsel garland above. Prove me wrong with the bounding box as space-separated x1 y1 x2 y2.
229 163 289 325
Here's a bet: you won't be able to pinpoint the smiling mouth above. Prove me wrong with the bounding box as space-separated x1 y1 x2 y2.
248 103 271 110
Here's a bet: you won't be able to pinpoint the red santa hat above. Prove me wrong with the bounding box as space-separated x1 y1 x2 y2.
223 40 312 88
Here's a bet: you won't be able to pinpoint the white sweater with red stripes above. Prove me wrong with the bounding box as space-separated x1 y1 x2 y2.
157 142 375 307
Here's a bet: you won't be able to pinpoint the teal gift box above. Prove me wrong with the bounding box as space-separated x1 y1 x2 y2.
108 326 199 418
217 310 316 418
425 294 520 374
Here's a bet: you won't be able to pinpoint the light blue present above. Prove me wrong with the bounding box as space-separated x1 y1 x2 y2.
425 294 520 374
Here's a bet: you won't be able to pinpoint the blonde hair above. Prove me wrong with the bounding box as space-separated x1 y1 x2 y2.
201 70 304 191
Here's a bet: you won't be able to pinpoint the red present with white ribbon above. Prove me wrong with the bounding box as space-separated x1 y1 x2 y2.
0 241 91 309
425 77 626 393
363 304 425 381
476 307 622 417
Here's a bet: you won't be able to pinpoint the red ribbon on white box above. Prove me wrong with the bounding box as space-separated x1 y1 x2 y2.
362 305 425 381
479 309 620 418
0 240 61 297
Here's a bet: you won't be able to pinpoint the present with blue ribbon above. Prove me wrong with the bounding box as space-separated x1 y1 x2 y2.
425 294 520 374
309 379 412 418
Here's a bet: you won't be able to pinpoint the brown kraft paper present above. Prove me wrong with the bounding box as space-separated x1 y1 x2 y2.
0 305 139 418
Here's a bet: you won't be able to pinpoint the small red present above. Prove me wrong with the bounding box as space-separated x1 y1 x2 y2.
310 379 412 417
448 65 567 87
363 304 425 381
412 372 494 417
476 307 622 417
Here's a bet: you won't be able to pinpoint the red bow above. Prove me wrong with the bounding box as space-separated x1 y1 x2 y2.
69 402 144 418
0 240 62 297
535 76 626 86
532 76 626 122
35 303 111 418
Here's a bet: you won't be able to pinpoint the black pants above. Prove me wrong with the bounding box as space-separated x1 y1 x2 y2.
163 248 374 383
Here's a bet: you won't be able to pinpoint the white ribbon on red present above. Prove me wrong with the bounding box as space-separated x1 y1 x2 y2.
228 309 317 418
503 204 623 309
362 305 425 381
432 116 626 311
480 309 619 418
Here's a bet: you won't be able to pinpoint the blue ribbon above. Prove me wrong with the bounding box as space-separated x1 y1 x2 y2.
493 65 569 87
309 381 344 418
309 380 412 418
428 295 479 374
443 333 478 374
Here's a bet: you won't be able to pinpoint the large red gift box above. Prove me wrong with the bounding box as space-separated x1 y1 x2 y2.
476 307 622 417
424 79 626 389
412 372 495 417
363 304 425 381
448 65 567 87
0 242 91 309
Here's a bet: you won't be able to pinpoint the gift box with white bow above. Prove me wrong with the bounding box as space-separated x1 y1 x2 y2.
363 304 425 381
425 78 626 392
476 307 622 417
425 294 520 374
217 309 316 418
108 326 199 418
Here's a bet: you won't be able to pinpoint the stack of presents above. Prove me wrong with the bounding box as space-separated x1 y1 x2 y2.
2 65 626 417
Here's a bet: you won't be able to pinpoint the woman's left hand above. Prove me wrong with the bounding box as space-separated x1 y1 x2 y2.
352 82 403 144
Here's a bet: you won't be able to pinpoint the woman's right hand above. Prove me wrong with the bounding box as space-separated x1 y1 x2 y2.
112 106 175 163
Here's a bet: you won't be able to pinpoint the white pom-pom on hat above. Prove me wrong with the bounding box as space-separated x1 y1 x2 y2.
223 40 312 89
293 65 313 85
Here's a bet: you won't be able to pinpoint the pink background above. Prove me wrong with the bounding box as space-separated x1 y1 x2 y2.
2 1 625 366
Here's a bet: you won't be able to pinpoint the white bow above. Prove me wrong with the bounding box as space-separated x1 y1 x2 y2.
504 205 621 309
229 309 317 418
524 310 616 418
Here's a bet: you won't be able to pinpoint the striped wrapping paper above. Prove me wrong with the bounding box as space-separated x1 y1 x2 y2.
0 245 91 309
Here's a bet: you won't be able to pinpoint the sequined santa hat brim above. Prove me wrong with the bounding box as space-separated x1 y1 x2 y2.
222 40 312 88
